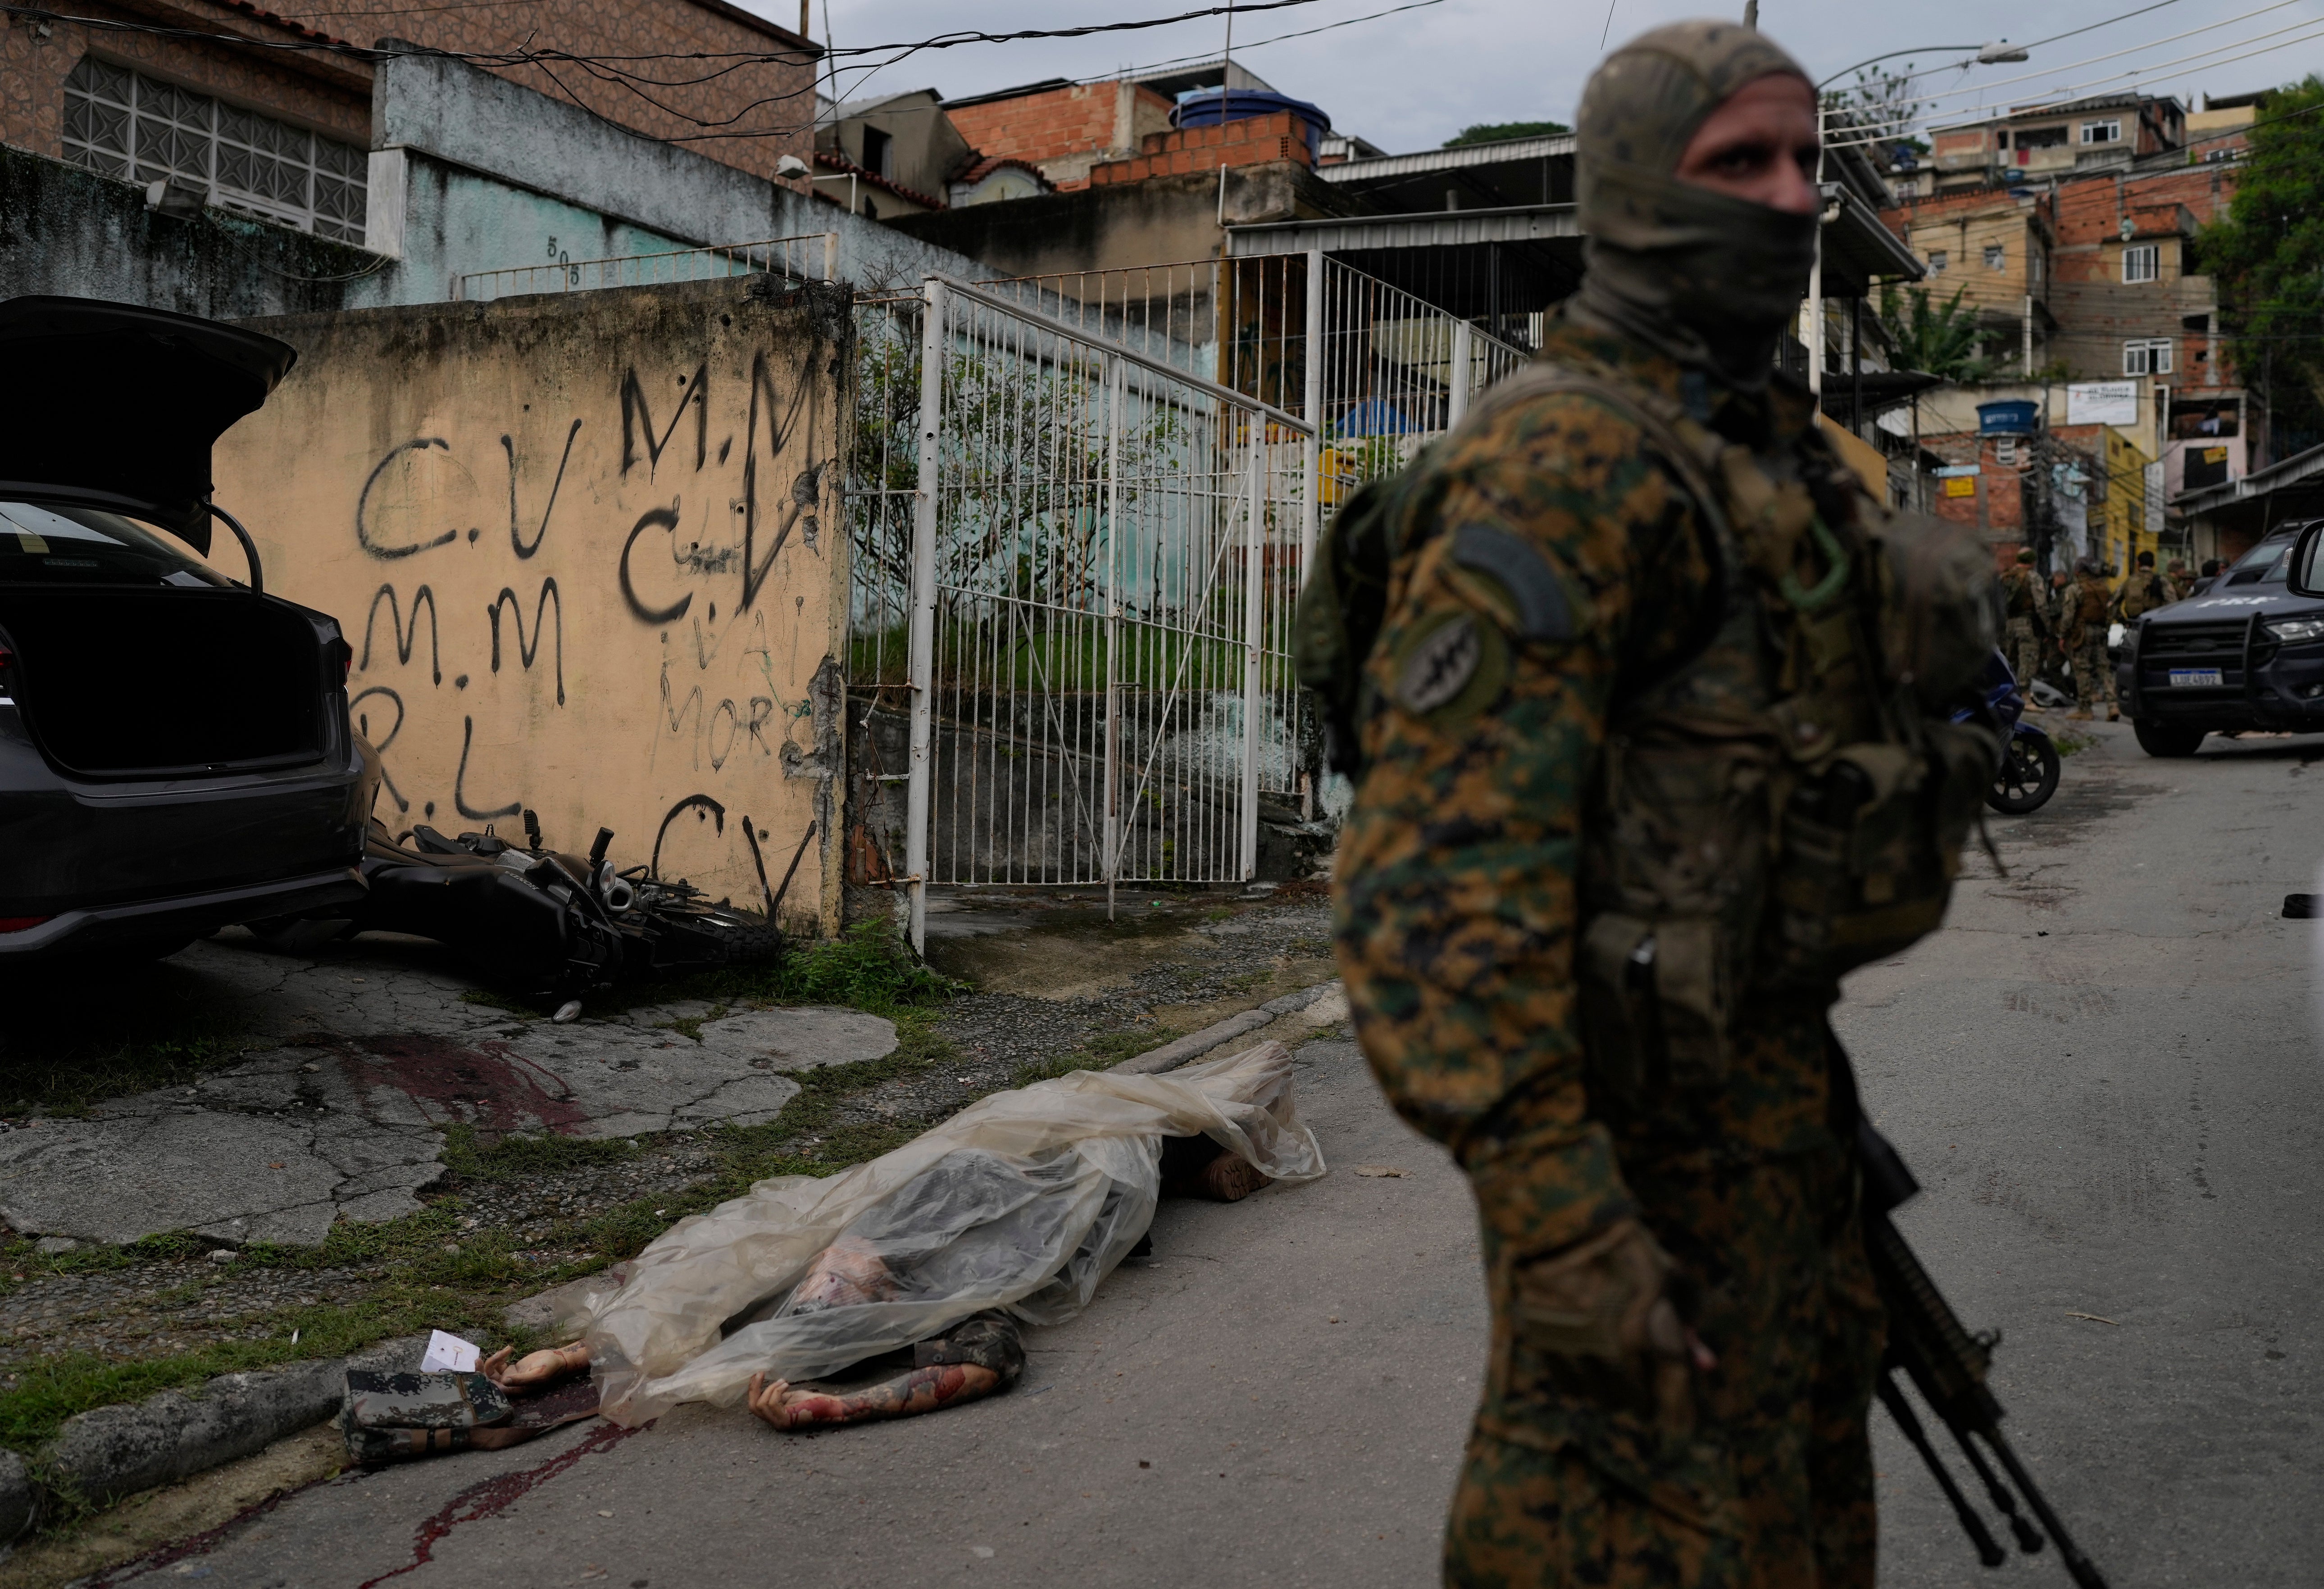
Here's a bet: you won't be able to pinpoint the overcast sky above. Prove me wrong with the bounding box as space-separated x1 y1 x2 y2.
749 0 2324 153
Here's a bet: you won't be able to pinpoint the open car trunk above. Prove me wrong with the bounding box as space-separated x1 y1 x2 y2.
0 587 325 778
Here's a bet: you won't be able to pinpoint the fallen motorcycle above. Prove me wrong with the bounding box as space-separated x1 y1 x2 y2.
250 811 792 1016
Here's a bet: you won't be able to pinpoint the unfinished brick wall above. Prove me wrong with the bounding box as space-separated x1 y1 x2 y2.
944 81 1175 190
1088 113 1316 186
1 0 817 193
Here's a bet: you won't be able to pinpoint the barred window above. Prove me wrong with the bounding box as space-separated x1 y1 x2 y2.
60 56 367 243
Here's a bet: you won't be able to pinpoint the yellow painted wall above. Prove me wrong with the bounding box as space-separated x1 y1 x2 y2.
1817 413 1889 500
209 279 850 935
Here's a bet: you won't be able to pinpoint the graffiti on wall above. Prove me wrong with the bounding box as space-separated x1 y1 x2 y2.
216 291 846 928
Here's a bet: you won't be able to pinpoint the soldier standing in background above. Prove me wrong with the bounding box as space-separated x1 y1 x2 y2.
2163 558 2192 602
2000 548 2049 709
2062 557 2119 722
1321 19 1996 1587
2114 550 2174 625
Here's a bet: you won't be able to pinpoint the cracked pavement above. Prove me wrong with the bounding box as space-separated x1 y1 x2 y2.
0 934 896 1247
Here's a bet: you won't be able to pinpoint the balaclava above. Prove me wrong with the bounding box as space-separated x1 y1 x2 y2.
1572 20 1819 391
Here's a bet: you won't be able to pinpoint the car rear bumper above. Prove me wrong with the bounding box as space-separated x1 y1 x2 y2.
0 864 365 958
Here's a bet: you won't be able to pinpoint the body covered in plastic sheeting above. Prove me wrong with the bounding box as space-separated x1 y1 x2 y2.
582 1042 1324 1426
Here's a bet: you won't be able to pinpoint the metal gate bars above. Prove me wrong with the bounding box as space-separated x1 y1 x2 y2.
892 276 1316 949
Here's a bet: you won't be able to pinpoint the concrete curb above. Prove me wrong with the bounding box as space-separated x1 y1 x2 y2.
0 1333 429 1540
42 1360 345 1511
1110 981 1343 1076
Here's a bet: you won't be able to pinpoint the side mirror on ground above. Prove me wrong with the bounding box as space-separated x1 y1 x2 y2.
2289 522 2324 599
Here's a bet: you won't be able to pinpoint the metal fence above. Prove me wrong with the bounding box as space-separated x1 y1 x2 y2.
848 277 1313 947
453 233 838 302
844 256 1526 943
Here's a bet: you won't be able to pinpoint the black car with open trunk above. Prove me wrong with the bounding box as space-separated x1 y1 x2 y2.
0 296 370 962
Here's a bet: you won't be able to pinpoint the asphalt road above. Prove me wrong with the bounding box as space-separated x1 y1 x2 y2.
109 721 2321 1588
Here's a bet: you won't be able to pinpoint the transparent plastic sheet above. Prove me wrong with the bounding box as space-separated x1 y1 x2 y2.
579 1041 1323 1426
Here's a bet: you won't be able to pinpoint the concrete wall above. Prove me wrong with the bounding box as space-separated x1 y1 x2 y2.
0 147 382 318
209 276 851 935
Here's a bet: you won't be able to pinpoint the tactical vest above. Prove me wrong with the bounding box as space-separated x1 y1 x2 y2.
2004 568 2041 618
2067 579 2110 644
2119 572 2161 620
1297 358 1997 1102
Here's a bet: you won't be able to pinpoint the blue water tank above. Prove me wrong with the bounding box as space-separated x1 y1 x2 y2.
1978 400 2039 436
1170 89 1331 156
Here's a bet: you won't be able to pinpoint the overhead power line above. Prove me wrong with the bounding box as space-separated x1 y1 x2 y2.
1824 16 2324 151
0 0 1340 67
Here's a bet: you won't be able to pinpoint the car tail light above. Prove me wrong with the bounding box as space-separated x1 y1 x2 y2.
0 917 52 934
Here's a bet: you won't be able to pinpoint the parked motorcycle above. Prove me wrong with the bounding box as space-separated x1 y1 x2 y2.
1965 650 2060 815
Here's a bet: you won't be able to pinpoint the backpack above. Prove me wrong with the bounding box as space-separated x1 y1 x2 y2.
1293 366 1731 778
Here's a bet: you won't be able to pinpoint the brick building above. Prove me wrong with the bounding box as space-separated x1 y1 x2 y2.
942 78 1178 191
1884 186 2054 371
1915 93 2187 196
0 0 818 244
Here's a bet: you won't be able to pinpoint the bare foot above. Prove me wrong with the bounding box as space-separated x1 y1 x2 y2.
482 1341 590 1390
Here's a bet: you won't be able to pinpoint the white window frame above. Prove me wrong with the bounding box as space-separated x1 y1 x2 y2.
2082 119 2122 145
59 56 367 243
1983 243 2007 271
1928 249 1948 274
2123 243 2160 284
2123 338 2174 376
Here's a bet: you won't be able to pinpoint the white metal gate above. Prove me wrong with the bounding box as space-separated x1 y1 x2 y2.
882 277 1313 946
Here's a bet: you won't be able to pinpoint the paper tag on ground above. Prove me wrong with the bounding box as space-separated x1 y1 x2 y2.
420 1329 482 1374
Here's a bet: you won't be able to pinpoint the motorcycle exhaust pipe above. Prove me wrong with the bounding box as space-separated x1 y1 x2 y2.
596 859 635 913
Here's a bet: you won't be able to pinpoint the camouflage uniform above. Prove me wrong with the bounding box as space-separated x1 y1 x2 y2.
1323 24 1995 1586
1998 561 2047 693
2063 571 2117 717
1336 311 1916 1589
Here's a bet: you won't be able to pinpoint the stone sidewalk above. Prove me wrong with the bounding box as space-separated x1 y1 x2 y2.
0 933 895 1248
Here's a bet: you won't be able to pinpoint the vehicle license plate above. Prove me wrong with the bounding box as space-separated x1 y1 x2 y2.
2168 668 2224 687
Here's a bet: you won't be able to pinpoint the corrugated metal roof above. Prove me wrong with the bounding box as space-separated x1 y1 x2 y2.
1313 135 1575 185
1226 204 1582 256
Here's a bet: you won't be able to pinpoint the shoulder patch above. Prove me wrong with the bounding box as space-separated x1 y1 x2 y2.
1449 523 1578 644
1393 611 1509 722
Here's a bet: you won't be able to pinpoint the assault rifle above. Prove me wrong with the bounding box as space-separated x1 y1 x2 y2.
1858 1121 2111 1588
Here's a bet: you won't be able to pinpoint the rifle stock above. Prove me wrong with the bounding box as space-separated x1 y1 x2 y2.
1857 1120 2111 1588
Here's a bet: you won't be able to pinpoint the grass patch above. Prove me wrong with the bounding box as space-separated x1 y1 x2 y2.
437 1124 637 1185
1012 1023 1179 1087
577 920 964 1023
2052 727 2098 757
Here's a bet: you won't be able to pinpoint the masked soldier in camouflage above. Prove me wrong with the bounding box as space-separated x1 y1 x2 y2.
1321 20 1994 1589
2000 548 2049 708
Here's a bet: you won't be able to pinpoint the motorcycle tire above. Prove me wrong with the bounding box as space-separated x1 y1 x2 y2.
1987 734 2061 815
